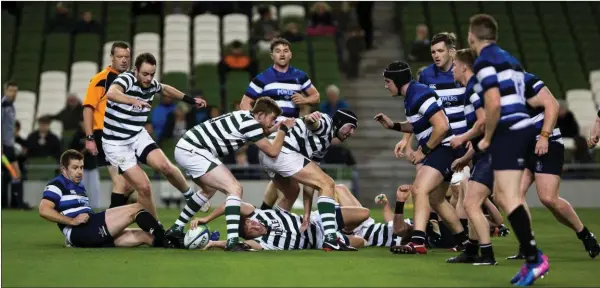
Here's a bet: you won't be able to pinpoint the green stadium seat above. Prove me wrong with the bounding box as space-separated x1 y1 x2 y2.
73 33 101 63
398 2 425 44
194 64 221 106
163 72 189 93
42 33 71 72
75 2 105 23
225 71 251 111
106 3 132 42
135 15 161 34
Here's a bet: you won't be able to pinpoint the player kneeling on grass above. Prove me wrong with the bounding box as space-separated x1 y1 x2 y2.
39 150 165 248
191 201 365 251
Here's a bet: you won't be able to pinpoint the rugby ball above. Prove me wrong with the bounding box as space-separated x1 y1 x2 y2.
184 225 210 250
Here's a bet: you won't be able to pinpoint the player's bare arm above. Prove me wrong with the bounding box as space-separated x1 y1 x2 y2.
240 95 255 110
106 84 150 109
409 110 449 164
39 199 89 226
451 108 486 148
589 112 600 148
479 87 501 151
254 119 295 158
526 87 559 155
204 239 263 251
373 113 413 132
161 84 206 108
291 86 320 105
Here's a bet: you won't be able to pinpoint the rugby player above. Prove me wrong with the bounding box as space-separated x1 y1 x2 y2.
506 72 600 259
83 42 135 208
165 97 296 251
589 108 600 148
103 52 206 219
468 14 548 285
375 61 468 255
39 150 165 248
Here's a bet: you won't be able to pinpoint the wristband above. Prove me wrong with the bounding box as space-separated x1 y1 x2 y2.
85 135 95 141
392 122 402 132
395 201 405 214
279 125 289 133
540 131 551 138
182 94 195 105
421 144 433 155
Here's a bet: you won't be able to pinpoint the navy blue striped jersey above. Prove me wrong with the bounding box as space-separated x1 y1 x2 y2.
42 175 93 231
473 43 531 130
524 72 562 143
463 76 484 145
245 66 312 118
418 64 467 135
405 81 453 147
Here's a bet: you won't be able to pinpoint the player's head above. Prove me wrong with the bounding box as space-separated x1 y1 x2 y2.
3 81 18 101
251 97 283 131
333 109 358 141
383 61 412 96
452 48 476 83
60 149 84 184
110 41 131 73
133 52 157 88
430 32 457 70
468 14 498 53
270 38 292 68
239 217 267 239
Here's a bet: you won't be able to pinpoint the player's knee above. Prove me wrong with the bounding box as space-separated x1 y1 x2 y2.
335 184 349 193
156 161 174 175
539 193 557 208
317 176 335 193
136 183 152 197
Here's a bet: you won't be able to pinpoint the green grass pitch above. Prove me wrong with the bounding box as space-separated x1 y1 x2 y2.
2 207 600 287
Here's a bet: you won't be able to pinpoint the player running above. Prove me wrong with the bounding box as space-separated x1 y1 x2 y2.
165 97 295 251
38 150 165 248
375 61 469 255
468 14 548 285
589 108 600 148
103 52 206 219
505 72 600 260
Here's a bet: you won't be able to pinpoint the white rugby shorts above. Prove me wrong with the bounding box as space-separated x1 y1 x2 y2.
102 128 157 173
174 138 222 179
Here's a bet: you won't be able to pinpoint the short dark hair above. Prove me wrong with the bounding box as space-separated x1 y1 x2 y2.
60 149 84 169
110 41 130 55
455 49 476 69
270 37 291 52
4 80 18 89
134 52 157 70
251 97 283 117
38 115 52 124
469 14 498 41
431 32 457 49
15 120 20 130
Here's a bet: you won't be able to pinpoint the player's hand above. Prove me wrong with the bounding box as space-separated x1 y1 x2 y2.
373 113 394 130
587 135 599 149
280 118 296 129
85 139 98 156
409 147 425 165
194 98 207 108
374 194 388 205
305 112 322 125
299 218 310 233
478 138 490 152
450 135 465 149
396 185 411 202
451 157 469 172
190 217 208 229
291 93 306 105
394 139 408 158
132 99 151 110
70 213 90 226
268 122 281 134
202 240 215 250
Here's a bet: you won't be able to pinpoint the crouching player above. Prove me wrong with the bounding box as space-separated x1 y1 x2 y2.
39 150 165 248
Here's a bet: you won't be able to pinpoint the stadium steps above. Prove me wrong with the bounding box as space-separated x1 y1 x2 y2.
192 14 221 108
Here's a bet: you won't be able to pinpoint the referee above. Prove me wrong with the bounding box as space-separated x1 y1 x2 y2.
1 81 22 208
82 41 133 208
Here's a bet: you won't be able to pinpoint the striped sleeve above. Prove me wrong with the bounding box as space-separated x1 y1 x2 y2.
474 60 500 94
239 119 265 142
113 73 135 91
42 184 62 205
470 91 483 110
245 76 266 99
152 79 163 93
417 92 442 119
524 73 545 99
313 113 332 137
300 73 312 92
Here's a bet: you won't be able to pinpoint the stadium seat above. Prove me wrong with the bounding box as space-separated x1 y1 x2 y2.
591 70 600 84
2 11 16 83
252 4 277 22
397 2 425 45
133 33 161 81
73 33 101 63
135 15 161 34
163 13 191 93
106 2 132 43
38 71 68 118
280 5 305 18
225 71 251 110
14 91 37 137
42 33 71 73
312 37 339 96
193 14 220 66
75 2 104 24
426 2 457 35
69 61 99 101
453 2 480 47
194 65 221 106
223 13 249 45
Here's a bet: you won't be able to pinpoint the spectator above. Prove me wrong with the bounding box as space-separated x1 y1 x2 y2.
344 23 365 79
209 106 222 119
408 24 431 62
320 85 349 117
356 1 374 50
307 2 337 36
70 119 101 208
151 96 176 142
556 100 592 163
280 22 305 43
133 1 163 15
50 2 73 33
223 146 260 180
252 6 279 43
218 40 258 80
26 116 61 162
52 94 83 131
186 90 211 125
162 103 191 143
2 81 22 209
73 11 102 34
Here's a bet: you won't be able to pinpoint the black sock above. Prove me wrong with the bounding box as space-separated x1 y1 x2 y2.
576 226 591 240
135 209 165 247
465 239 479 256
411 230 427 245
335 207 346 230
429 212 438 221
460 218 469 233
395 201 405 214
480 243 494 258
109 193 128 208
260 202 272 210
453 230 468 246
507 205 538 263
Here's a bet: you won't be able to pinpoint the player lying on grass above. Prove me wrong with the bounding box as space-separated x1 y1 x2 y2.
39 150 166 248
190 201 366 251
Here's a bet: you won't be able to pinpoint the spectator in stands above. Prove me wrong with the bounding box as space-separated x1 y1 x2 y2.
70 119 101 208
252 6 280 52
50 2 73 33
133 1 163 15
408 24 431 62
26 116 61 162
1 81 21 209
151 96 176 143
52 94 82 131
557 100 592 163
356 1 374 50
186 90 211 125
161 103 190 144
209 106 222 119
73 11 101 34
320 85 349 117
344 23 365 79
307 2 337 36
281 22 305 43
223 146 260 180
218 40 258 80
